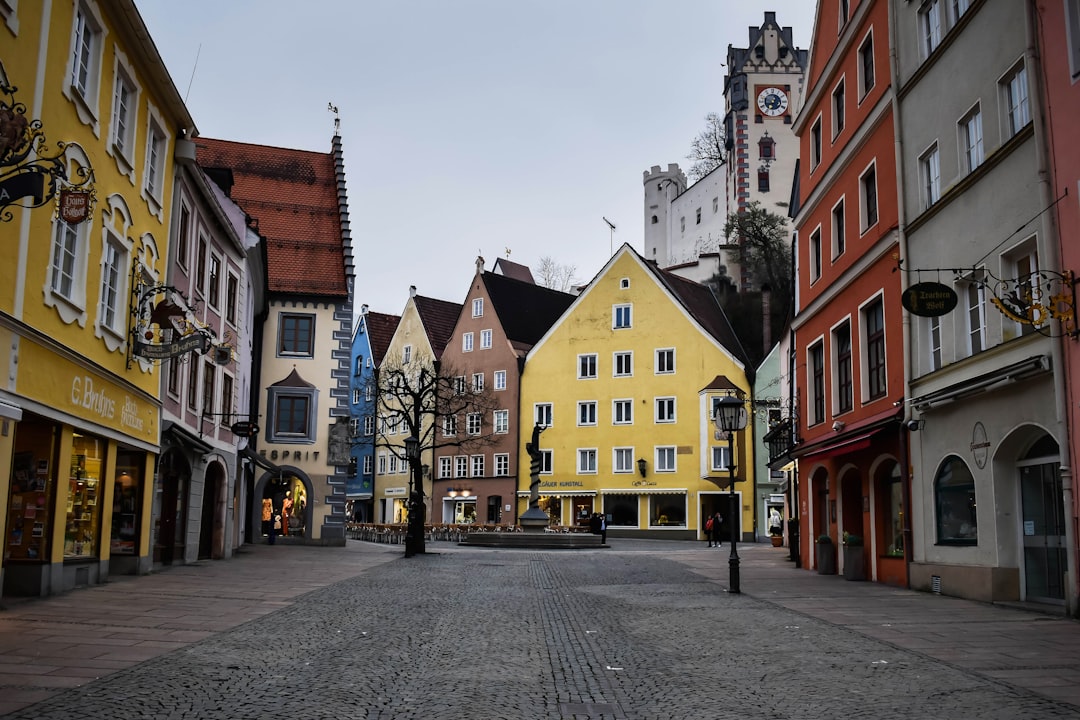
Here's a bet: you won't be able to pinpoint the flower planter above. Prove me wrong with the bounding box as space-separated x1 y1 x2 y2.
815 540 836 575
770 535 783 547
842 544 865 581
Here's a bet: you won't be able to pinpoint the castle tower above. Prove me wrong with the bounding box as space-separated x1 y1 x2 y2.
642 164 687 265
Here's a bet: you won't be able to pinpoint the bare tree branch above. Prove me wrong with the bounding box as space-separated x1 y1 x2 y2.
535 256 580 292
686 112 727 183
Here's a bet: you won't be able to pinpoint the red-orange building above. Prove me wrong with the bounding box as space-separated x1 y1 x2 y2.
790 0 906 585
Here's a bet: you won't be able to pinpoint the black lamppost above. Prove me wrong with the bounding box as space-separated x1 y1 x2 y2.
403 435 421 558
714 394 748 594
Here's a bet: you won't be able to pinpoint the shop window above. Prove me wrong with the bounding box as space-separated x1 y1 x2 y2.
487 495 502 523
538 495 561 525
650 495 686 526
604 493 638 527
65 433 106 559
935 455 977 544
6 418 58 562
881 461 904 556
111 452 144 555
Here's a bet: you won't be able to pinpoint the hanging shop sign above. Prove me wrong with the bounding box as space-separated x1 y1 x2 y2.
59 188 90 224
230 421 260 437
902 282 958 317
127 269 215 367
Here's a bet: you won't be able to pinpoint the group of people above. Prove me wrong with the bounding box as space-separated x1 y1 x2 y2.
261 490 306 544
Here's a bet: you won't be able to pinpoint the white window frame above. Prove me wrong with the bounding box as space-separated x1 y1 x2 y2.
859 160 879 233
927 314 943 372
711 446 732 472
535 403 553 427
443 415 457 436
495 453 510 477
378 453 387 475
612 399 633 425
107 49 140 177
1001 60 1031 137
920 0 943 58
810 114 823 170
462 332 474 352
577 401 597 427
831 196 846 259
455 456 468 478
540 449 553 474
142 102 168 217
466 412 482 436
363 416 375 436
493 409 509 434
578 353 597 379
613 351 633 377
439 457 452 479
472 298 483 317
655 397 676 423
613 303 632 329
471 455 485 478
831 76 846 139
655 446 676 473
655 348 675 374
493 370 507 390
577 448 597 474
613 448 634 474
809 225 822 283
402 344 412 364
1067 0 1080 79
472 372 484 392
959 104 983 174
97 229 127 338
65 1 106 130
919 142 940 209
363 455 374 476
480 329 492 349
858 29 875 100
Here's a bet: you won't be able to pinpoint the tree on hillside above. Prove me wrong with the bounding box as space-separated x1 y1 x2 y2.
536 256 580 292
373 357 501 556
686 112 727 183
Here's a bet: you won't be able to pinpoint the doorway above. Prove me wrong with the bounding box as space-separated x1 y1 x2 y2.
1019 451 1066 603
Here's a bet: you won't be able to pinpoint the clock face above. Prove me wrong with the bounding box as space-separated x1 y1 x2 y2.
757 87 789 117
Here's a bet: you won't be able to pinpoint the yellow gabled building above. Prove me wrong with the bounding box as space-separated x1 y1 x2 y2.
2 1 193 595
518 244 753 540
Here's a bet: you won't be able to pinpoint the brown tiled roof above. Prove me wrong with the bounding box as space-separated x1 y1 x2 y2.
493 258 535 283
196 137 348 298
483 272 575 349
365 311 400 366
413 295 462 359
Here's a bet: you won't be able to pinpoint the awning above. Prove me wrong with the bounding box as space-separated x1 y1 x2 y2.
240 446 285 474
516 490 598 497
600 488 688 495
798 430 877 460
162 420 213 456
0 398 22 421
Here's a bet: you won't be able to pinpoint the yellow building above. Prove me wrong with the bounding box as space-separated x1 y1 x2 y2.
518 244 753 539
1 1 193 594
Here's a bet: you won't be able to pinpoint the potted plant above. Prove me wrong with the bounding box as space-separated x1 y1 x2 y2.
815 534 836 575
842 532 865 581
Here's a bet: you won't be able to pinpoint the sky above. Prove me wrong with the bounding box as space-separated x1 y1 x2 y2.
135 1 816 317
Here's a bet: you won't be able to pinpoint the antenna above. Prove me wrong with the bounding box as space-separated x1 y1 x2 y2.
184 43 202 103
603 217 616 256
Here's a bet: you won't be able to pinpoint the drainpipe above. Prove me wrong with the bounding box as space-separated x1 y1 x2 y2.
888 2 915 589
1026 0 1077 616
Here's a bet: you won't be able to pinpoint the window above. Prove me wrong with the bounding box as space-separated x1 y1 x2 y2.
472 298 483 317
279 314 314 356
620 277 631 289
860 162 878 231
195 235 207 295
1009 244 1040 337
858 32 875 98
466 413 481 435
655 397 676 423
539 450 553 474
472 373 484 392
613 448 634 473
225 273 239 325
1002 61 1030 136
201 361 216 416
535 403 553 427
613 399 633 424
934 456 977 544
864 298 887 399
920 0 943 57
455 456 468 478
834 322 853 414
838 0 849 29
176 203 191 269
967 283 986 353
578 354 597 379
578 401 597 426
655 447 676 472
443 415 457 436
960 106 983 173
68 3 104 113
144 115 166 205
167 359 180 397
920 143 940 209
352 388 362 404
462 332 474 352
208 254 221 309
493 409 509 434
98 233 126 333
655 348 675 374
951 0 970 22
613 352 632 377
50 218 83 301
471 455 485 478
809 228 822 282
453 376 467 395
364 384 374 401
577 449 597 474
711 446 731 472
831 198 846 258
495 454 509 477
810 117 822 169
349 418 360 437
109 64 138 166
809 341 825 425
680 217 686 233
613 304 632 329
364 416 375 436
757 169 770 193
928 315 942 371
378 454 387 475
832 78 845 137
187 361 199 411
363 456 373 476
354 356 363 375
494 370 506 390
439 457 452 479
273 395 310 437
402 345 412 364
480 329 492 349
1068 0 1080 78
712 197 719 213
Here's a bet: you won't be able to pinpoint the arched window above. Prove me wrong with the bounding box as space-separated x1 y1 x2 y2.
651 215 658 224
934 455 977 544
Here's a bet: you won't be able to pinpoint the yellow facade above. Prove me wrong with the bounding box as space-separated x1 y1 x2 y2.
1 0 192 595
519 246 752 537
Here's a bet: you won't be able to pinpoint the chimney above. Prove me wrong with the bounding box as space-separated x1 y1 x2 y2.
409 285 416 298
476 256 485 275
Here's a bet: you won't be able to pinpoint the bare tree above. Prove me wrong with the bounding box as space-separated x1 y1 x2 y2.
535 256 580 292
686 112 727 183
373 357 501 556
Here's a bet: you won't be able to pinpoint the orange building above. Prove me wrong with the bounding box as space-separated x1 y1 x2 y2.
790 0 906 585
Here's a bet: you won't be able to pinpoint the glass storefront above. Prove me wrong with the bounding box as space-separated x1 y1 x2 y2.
649 495 686 526
65 434 106 559
111 452 144 555
5 417 57 563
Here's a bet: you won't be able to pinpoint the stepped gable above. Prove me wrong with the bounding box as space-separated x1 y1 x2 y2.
648 262 749 367
365 311 400 366
484 272 575 351
196 137 347 299
413 295 462 359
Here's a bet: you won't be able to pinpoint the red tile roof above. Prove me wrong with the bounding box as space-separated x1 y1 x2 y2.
365 311 400 366
196 137 348 298
413 295 462 359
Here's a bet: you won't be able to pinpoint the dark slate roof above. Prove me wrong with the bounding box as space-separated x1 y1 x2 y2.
483 272 576 349
196 137 347 298
413 295 462 359
493 258 535 283
270 367 315 388
365 311 400 366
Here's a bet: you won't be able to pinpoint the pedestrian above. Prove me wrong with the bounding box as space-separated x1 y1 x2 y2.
589 512 602 536
599 513 607 544
268 504 278 545
709 511 723 548
769 508 783 537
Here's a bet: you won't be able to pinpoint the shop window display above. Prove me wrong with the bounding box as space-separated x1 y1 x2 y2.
649 495 686 526
111 453 143 555
6 418 57 563
66 434 106 559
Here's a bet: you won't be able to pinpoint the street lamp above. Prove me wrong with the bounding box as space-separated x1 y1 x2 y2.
714 394 748 594
403 435 420 558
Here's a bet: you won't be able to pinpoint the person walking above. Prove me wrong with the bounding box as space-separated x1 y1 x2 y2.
599 514 607 544
709 511 724 548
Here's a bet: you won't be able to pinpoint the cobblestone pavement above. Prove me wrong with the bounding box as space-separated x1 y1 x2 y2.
2 539 1079 720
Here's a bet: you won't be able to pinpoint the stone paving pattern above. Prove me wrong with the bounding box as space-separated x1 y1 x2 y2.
1 540 1079 719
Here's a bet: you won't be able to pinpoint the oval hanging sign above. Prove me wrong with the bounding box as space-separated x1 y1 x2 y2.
230 421 259 437
902 281 958 317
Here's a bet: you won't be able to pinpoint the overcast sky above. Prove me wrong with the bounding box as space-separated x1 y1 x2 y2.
135 1 815 317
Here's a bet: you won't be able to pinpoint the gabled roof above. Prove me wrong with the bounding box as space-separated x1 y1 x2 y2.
483 272 576 351
196 137 348 298
493 258 535 283
270 367 315 388
364 311 400 366
413 295 462 359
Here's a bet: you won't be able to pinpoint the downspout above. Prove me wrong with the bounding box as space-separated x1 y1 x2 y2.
888 3 915 589
1026 0 1077 616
